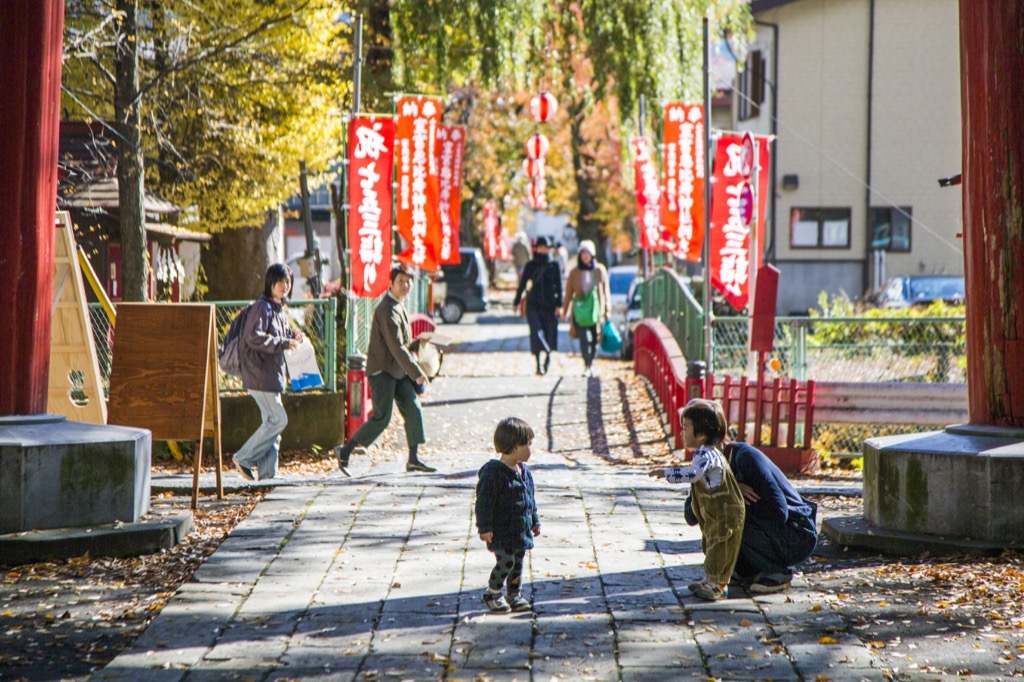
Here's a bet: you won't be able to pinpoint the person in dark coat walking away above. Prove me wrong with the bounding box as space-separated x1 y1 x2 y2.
475 417 541 613
513 236 562 375
686 441 818 594
232 263 303 481
334 264 436 475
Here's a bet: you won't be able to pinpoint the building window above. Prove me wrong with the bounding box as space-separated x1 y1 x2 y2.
870 206 912 252
790 208 851 249
737 50 765 121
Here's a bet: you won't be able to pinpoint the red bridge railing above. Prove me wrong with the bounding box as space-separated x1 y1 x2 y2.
633 319 818 474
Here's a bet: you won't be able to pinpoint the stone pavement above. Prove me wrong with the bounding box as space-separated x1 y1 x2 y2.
99 309 879 681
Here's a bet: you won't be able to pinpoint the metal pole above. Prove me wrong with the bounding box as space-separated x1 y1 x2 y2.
639 94 649 281
747 141 760 379
345 14 364 367
299 160 322 297
353 13 363 115
701 17 714 382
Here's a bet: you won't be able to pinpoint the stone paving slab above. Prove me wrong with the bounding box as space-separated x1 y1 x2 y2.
94 325 891 681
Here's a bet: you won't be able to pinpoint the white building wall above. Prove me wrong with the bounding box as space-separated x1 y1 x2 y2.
747 0 962 312
871 0 962 277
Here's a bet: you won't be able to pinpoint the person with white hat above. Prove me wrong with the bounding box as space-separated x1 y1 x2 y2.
560 239 609 376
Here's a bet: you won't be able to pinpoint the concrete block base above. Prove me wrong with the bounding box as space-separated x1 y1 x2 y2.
0 414 152 534
863 424 1024 544
0 509 193 565
219 390 344 452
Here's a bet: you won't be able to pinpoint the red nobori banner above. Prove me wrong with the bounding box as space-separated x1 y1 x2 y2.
709 133 771 311
483 200 499 260
347 116 396 298
660 103 705 261
436 125 465 264
631 137 662 251
395 96 442 271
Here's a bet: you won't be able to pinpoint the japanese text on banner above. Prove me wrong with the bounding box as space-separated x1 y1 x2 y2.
395 96 442 271
709 134 770 310
631 137 662 251
436 125 465 264
347 117 395 298
661 103 705 261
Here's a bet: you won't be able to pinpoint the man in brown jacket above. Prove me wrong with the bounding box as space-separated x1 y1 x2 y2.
335 264 435 475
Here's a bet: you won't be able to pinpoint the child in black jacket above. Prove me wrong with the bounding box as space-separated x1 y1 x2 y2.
475 417 541 614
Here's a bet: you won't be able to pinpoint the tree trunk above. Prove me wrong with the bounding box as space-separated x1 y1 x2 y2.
362 0 395 113
115 0 148 302
959 0 1024 427
569 103 603 259
0 0 64 415
201 223 273 301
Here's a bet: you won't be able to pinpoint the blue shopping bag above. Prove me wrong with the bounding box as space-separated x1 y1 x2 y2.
600 319 622 354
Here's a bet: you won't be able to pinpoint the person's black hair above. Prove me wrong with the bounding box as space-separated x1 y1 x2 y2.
680 399 728 448
390 263 415 283
264 263 293 299
494 417 535 454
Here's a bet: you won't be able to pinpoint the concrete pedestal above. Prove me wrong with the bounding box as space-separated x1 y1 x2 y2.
0 414 151 534
861 424 1024 544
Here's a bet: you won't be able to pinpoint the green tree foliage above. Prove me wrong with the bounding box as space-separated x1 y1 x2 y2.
380 0 750 257
62 1 352 238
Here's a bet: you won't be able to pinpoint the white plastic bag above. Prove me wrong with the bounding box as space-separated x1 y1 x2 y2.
284 337 324 391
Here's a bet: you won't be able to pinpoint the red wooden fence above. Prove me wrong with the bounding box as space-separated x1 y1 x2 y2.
633 319 818 474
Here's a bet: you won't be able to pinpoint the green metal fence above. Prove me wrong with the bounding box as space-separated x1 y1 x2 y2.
88 298 338 395
639 269 705 363
344 276 429 359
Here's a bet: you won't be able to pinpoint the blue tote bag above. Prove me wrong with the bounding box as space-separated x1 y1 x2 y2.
600 319 622 354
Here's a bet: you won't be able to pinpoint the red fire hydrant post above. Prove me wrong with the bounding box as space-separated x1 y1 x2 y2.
345 354 371 440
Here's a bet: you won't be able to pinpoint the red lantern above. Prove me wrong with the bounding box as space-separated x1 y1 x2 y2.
525 134 550 160
530 92 558 123
522 157 545 179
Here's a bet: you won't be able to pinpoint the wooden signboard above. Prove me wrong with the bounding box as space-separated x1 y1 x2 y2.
48 211 107 424
107 303 223 508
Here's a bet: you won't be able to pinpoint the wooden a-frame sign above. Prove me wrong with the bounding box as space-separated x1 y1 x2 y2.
107 304 224 509
48 211 107 424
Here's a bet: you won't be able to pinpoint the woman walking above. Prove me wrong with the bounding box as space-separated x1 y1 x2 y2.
232 263 302 481
561 240 609 377
513 236 563 375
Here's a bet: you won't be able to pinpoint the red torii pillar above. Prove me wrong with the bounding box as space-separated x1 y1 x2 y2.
959 0 1024 428
0 0 65 416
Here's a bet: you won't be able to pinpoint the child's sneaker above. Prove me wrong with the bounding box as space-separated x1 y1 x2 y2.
507 593 531 612
483 592 511 613
692 581 726 601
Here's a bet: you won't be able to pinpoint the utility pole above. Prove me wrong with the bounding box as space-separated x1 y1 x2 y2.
701 17 714 382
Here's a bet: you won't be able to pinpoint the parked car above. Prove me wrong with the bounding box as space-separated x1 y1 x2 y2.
618 278 644 360
436 247 489 323
877 275 965 308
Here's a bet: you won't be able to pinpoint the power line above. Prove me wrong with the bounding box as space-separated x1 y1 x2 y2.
732 86 962 257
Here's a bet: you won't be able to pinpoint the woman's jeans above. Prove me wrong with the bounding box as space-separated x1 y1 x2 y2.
233 390 288 480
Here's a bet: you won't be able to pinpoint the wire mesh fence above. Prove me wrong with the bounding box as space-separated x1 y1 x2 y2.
88 298 338 396
711 316 967 384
